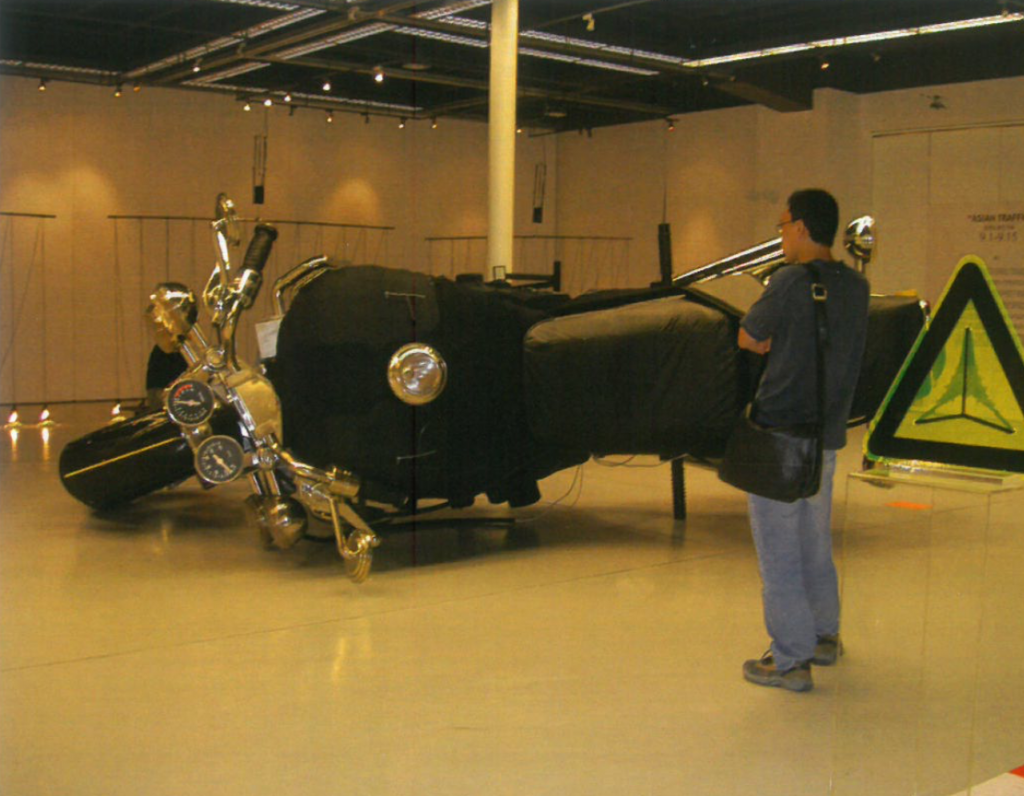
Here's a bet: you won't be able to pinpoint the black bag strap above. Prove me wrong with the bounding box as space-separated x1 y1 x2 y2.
806 262 828 434
750 263 828 436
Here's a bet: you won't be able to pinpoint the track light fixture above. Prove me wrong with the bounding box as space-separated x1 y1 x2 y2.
5 407 19 426
114 84 123 98
326 110 334 123
243 101 252 111
431 118 438 129
516 127 523 135
374 66 384 83
322 78 331 92
398 118 405 129
820 57 831 70
39 405 52 424
284 91 292 103
264 97 273 107
133 82 142 92
37 79 47 92
193 59 202 73
666 118 676 132
110 401 123 420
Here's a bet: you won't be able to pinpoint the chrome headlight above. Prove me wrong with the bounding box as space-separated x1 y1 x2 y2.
387 343 447 405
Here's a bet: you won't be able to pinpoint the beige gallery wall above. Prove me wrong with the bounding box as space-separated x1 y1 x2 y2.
2 72 1023 405
554 75 1024 311
0 76 556 403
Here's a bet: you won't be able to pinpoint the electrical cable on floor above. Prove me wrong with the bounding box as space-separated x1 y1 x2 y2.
511 464 585 523
593 453 688 468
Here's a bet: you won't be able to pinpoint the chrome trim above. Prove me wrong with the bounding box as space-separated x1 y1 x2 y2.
63 437 182 478
672 215 878 287
673 237 784 287
272 255 334 315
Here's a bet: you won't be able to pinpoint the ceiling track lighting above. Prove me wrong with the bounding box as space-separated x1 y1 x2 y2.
5 406 19 426
283 91 292 103
322 78 332 92
431 118 438 129
666 118 676 132
114 84 123 97
326 110 333 123
243 101 252 111
374 67 384 84
37 78 47 92
39 405 52 424
819 57 831 70
133 82 142 92
192 59 202 73
263 97 273 107
398 118 406 129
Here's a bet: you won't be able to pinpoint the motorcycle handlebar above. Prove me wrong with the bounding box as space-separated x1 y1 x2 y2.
242 223 278 274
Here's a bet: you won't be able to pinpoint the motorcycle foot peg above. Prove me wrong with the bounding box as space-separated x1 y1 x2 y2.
246 494 308 550
328 497 381 583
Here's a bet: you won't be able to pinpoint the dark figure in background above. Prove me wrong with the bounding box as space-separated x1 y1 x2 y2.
737 189 870 692
143 345 188 413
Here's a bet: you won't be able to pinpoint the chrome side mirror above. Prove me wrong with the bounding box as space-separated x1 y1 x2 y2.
843 215 875 273
146 283 198 353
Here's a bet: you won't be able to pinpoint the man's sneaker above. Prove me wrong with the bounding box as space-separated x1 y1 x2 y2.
742 651 813 692
812 634 842 666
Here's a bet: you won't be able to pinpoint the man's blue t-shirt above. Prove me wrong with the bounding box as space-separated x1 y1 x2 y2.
741 260 870 450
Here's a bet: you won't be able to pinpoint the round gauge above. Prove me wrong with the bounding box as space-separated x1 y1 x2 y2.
166 379 216 426
195 435 246 484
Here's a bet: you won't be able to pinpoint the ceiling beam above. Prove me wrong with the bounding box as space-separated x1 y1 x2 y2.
257 54 677 117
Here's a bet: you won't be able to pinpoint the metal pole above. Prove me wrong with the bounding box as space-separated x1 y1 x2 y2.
487 0 518 279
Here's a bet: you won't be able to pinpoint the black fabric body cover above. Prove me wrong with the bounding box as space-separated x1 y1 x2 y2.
273 265 925 507
524 295 746 457
849 294 926 423
273 265 586 508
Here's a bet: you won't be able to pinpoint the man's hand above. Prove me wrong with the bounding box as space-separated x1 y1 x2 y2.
738 327 771 355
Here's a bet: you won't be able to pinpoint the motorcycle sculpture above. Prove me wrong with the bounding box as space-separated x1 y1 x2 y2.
60 195 925 582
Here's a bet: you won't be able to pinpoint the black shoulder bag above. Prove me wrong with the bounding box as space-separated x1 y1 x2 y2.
717 264 828 502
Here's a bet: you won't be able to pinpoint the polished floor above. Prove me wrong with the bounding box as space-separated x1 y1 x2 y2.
1 405 1022 796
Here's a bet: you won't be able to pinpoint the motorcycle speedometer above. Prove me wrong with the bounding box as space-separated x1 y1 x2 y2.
195 435 246 484
167 379 215 426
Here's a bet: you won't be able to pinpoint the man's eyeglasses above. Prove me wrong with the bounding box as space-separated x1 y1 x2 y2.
775 218 801 233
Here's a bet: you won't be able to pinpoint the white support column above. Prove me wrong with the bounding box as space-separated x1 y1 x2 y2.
487 0 518 278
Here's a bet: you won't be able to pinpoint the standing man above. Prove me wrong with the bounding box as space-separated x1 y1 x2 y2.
737 189 870 692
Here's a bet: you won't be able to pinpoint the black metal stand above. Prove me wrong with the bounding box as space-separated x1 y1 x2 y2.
671 458 686 521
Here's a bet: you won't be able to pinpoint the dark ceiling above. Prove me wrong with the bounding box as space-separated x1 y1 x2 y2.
2 0 1024 132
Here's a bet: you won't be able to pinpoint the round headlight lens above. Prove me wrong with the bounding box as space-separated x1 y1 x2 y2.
388 344 447 405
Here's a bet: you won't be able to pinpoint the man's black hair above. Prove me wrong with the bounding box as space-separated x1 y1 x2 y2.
788 189 839 247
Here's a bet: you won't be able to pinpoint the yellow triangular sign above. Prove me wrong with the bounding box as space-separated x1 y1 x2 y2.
866 256 1024 472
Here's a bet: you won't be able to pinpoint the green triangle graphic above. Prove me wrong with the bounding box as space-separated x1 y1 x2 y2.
866 256 1024 472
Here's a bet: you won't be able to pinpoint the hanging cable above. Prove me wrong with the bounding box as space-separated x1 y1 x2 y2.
39 223 49 422
111 220 125 407
0 221 44 386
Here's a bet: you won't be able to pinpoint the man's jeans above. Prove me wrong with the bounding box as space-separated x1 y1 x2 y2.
748 450 839 671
